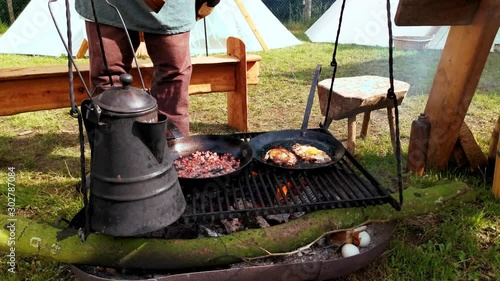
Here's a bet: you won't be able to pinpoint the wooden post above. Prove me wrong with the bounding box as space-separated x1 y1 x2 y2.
424 0 500 170
488 117 500 163
395 0 480 26
493 137 500 199
234 0 269 51
226 37 249 132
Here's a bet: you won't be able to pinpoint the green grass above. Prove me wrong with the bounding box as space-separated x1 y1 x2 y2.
0 54 88 68
0 22 8 34
0 34 499 280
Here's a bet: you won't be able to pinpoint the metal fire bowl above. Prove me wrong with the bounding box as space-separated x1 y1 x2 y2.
70 222 396 281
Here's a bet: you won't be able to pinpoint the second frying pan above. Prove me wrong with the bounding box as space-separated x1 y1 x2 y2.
249 65 345 170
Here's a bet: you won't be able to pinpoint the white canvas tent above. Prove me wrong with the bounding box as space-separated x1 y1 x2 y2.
0 0 301 57
190 0 302 55
0 0 85 57
305 0 500 51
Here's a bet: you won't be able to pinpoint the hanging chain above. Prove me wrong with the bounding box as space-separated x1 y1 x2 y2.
49 0 90 241
385 0 403 207
321 0 347 128
321 0 403 208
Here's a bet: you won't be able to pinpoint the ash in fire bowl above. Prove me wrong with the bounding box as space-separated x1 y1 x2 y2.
73 214 394 281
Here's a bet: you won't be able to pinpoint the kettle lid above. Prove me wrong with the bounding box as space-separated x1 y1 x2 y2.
94 74 157 114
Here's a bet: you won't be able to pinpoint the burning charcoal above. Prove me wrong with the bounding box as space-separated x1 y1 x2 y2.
221 218 244 234
265 213 290 224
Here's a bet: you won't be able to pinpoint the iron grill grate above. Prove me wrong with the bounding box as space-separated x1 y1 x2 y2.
180 130 400 222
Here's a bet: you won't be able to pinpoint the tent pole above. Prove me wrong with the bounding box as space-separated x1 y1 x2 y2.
76 39 88 59
234 0 269 51
203 18 209 56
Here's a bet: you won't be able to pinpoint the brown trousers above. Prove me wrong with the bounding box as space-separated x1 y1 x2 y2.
85 21 192 136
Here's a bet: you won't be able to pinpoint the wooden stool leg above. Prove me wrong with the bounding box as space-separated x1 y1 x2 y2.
347 115 357 154
387 107 397 153
360 111 371 138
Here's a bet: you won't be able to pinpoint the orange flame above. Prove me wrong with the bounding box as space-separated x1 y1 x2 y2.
276 182 292 201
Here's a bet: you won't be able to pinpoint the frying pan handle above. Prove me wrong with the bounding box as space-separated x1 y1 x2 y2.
301 64 322 134
166 120 184 139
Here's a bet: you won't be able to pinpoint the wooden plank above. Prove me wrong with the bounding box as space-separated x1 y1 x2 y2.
234 0 269 51
0 63 238 116
424 0 500 170
0 55 262 81
395 0 481 26
457 122 488 172
246 55 261 85
226 36 249 132
494 137 500 198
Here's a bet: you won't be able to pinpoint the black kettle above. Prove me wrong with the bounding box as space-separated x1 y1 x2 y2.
81 74 186 237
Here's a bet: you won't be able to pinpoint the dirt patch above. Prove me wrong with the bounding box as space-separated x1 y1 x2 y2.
398 213 442 246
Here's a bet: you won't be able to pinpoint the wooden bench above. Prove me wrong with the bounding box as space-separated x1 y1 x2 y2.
0 37 261 132
317 76 410 154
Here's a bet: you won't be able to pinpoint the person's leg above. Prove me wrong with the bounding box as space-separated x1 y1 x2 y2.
144 32 192 136
85 21 140 95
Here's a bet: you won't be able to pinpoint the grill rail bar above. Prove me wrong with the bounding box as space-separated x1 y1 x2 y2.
180 130 400 222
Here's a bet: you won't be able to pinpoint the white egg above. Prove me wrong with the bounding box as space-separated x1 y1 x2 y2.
341 243 360 258
358 231 371 247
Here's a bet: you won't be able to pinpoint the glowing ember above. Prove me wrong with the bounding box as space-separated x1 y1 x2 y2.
276 182 292 201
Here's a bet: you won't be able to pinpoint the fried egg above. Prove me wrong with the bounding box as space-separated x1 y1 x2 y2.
291 143 331 163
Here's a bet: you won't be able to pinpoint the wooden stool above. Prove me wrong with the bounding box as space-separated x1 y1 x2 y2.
317 76 410 154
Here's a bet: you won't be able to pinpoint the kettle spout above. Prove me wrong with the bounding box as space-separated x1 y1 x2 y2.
133 113 168 164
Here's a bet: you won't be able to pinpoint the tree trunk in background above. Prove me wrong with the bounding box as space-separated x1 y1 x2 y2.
7 0 15 24
304 0 312 21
